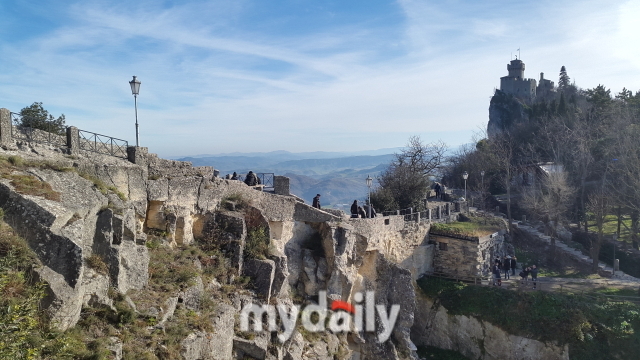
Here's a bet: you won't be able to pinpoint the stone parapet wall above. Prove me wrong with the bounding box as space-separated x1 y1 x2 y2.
430 232 503 279
349 215 433 279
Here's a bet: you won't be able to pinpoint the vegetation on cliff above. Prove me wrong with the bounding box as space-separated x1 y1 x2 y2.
430 215 504 238
418 276 640 360
445 77 640 271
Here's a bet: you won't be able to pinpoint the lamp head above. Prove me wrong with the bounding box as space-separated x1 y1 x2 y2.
366 175 373 188
129 76 141 96
462 171 469 180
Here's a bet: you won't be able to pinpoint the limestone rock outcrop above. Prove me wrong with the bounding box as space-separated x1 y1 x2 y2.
411 294 570 360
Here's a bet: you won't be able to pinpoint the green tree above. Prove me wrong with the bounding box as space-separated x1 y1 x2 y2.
558 65 570 91
18 102 66 135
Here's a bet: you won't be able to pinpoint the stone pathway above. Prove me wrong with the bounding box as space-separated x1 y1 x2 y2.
513 222 640 282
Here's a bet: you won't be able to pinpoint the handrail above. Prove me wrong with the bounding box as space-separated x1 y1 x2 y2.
78 129 128 158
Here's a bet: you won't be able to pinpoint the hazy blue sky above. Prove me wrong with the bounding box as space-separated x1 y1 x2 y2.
1 0 638 157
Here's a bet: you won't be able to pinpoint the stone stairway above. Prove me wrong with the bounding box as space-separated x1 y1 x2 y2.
513 222 640 282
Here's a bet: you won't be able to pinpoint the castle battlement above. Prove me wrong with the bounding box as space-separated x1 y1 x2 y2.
499 58 555 101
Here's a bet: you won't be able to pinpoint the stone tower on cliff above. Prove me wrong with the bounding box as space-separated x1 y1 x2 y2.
499 58 555 102
499 58 537 101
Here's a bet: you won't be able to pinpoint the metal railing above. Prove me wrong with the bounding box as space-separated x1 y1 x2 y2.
78 129 128 158
236 173 275 191
10 112 67 147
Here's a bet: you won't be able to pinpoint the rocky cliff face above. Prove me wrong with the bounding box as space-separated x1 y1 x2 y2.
487 90 528 138
411 294 569 360
0 141 425 360
1 139 577 360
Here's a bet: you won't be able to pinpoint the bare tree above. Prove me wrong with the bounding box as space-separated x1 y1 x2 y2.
488 132 519 234
372 136 447 211
521 171 575 248
586 190 611 273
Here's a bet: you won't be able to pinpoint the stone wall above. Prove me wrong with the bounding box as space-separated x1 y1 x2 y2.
348 216 434 280
430 231 503 279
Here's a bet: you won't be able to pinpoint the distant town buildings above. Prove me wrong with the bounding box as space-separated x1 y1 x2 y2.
499 58 555 101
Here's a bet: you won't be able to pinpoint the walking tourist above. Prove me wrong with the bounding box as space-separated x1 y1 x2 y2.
312 194 321 209
350 200 359 218
531 265 538 290
511 256 517 276
503 255 511 279
434 183 441 199
492 263 502 286
520 267 531 284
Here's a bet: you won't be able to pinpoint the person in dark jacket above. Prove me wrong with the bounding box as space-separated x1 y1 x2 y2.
511 256 517 276
530 265 538 289
364 204 376 218
244 171 258 186
520 267 531 284
230 172 238 180
503 256 511 279
434 183 441 199
312 194 321 209
492 263 502 286
350 200 359 218
358 206 367 218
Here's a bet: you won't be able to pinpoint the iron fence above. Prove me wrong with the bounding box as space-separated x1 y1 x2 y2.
10 112 67 147
78 129 128 158
236 173 275 191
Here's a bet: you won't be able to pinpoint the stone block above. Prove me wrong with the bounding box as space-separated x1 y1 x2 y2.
0 108 12 146
243 258 275 302
274 175 290 195
233 335 269 359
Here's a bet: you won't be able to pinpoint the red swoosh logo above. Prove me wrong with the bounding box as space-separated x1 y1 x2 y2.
331 300 355 314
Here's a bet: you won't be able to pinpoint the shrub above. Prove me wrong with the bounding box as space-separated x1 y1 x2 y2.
6 174 61 201
86 254 109 275
221 193 248 211
7 155 24 167
245 226 270 260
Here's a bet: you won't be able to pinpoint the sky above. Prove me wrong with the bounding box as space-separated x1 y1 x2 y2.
1 0 638 158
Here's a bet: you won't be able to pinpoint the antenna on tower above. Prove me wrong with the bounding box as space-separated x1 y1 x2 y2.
517 47 521 60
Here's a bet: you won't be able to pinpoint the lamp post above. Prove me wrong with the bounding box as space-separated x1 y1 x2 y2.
366 175 373 218
129 76 141 147
462 171 468 200
613 234 617 276
480 170 485 210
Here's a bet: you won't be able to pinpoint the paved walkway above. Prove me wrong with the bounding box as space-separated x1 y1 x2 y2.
513 222 640 282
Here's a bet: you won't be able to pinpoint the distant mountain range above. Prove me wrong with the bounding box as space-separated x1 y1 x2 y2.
176 149 399 206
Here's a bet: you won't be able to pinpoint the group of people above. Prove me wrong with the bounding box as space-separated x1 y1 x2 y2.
227 171 262 187
491 255 538 289
350 200 376 218
519 265 539 290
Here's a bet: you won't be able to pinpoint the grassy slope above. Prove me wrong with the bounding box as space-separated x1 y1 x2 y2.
430 215 505 238
417 276 640 360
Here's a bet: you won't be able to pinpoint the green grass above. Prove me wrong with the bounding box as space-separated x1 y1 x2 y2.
417 276 640 360
587 214 633 242
416 346 471 360
593 287 640 297
431 215 504 237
